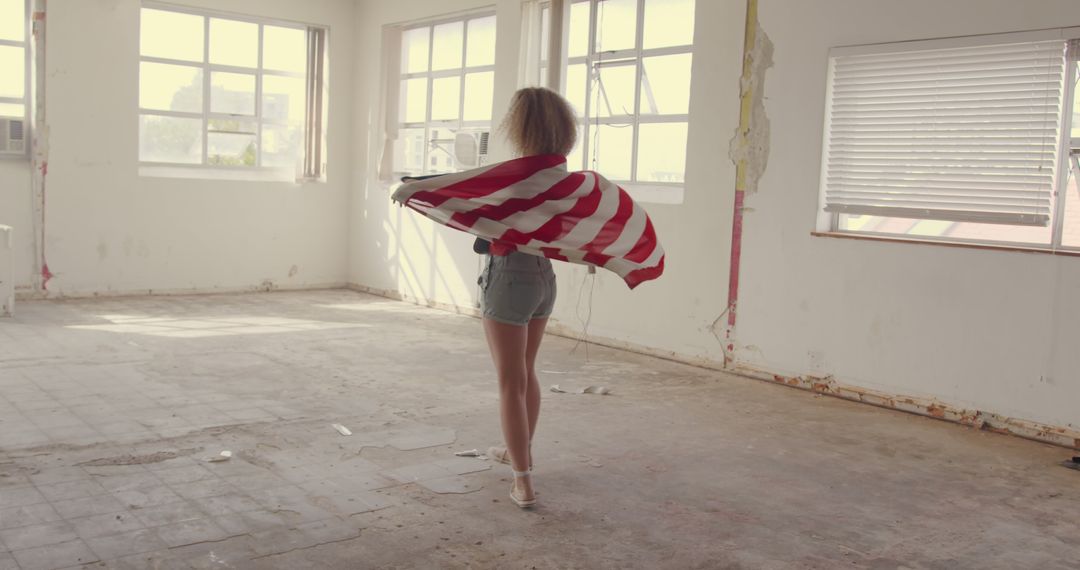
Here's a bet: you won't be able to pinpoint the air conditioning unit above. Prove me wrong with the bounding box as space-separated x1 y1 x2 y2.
0 117 26 155
453 130 490 168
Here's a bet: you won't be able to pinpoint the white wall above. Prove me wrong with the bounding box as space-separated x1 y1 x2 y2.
350 0 745 360
350 0 1080 432
736 0 1080 430
34 0 354 296
0 160 34 289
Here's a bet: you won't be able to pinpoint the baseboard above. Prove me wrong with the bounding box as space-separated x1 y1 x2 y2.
14 281 349 301
349 282 1080 452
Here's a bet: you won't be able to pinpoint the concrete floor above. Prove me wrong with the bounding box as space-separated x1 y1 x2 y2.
0 290 1077 570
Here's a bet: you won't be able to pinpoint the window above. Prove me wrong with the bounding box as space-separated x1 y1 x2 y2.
393 14 497 176
138 5 326 178
821 31 1080 250
541 0 695 186
0 0 29 156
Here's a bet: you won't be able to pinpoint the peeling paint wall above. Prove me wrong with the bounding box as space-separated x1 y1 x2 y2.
728 19 772 196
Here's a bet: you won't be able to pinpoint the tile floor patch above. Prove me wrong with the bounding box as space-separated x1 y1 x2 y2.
71 510 146 540
0 520 78 550
37 479 108 502
380 462 455 484
51 494 128 519
84 528 167 560
419 475 484 494
132 501 207 527
113 486 183 509
0 503 62 531
0 487 47 509
154 518 230 548
11 539 99 570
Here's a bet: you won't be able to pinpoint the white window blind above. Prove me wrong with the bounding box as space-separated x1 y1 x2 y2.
822 39 1068 226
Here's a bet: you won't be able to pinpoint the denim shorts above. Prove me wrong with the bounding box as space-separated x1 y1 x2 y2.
478 252 557 326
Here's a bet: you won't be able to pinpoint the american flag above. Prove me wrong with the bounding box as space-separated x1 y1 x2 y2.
392 154 665 289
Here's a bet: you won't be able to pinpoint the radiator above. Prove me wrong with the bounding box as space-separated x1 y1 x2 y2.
0 225 12 317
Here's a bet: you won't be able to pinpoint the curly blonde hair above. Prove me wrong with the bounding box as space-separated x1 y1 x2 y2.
500 87 578 157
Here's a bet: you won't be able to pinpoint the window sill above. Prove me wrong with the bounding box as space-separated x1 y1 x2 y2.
139 165 311 184
621 183 684 205
811 231 1080 257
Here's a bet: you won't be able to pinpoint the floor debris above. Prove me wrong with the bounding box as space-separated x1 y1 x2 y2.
453 449 482 457
551 384 611 395
332 423 353 436
206 450 232 462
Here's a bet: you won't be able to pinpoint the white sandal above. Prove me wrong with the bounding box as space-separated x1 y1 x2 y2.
510 469 536 508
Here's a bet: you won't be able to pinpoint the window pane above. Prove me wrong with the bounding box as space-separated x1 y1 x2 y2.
402 27 430 74
568 1 590 58
1072 65 1080 139
463 72 493 121
263 26 306 73
263 75 305 124
209 18 258 68
637 122 687 182
593 124 633 180
141 9 204 62
465 16 495 67
640 54 692 115
262 124 302 167
643 0 695 49
568 123 585 170
431 21 464 71
208 132 256 166
0 45 24 98
838 214 1052 245
1062 160 1080 247
430 76 461 121
139 62 202 113
594 63 636 118
394 127 426 173
595 0 636 52
540 7 550 64
566 63 588 117
428 127 456 173
139 115 202 163
0 0 25 42
210 72 255 116
400 77 428 123
0 102 23 116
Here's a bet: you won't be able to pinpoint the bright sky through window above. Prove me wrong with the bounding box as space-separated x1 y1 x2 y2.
138 7 320 172
545 0 695 185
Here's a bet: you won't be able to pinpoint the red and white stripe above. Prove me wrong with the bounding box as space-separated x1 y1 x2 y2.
392 154 665 289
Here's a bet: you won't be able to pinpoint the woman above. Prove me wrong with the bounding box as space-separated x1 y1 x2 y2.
480 87 577 508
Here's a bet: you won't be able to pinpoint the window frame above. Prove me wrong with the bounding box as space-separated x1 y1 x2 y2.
0 0 31 160
542 0 694 190
822 28 1080 253
394 11 497 177
137 2 326 179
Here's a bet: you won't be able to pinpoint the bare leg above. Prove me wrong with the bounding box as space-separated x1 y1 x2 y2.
524 317 548 468
483 318 534 501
